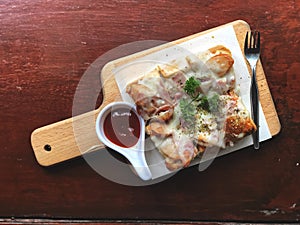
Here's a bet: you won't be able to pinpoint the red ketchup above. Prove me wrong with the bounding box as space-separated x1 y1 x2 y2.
103 107 140 148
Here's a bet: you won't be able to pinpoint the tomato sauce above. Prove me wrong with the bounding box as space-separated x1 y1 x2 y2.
103 107 140 148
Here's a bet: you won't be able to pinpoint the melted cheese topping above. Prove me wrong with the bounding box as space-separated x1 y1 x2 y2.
126 45 256 171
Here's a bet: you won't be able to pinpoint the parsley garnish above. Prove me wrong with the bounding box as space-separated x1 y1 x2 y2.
198 96 209 111
198 93 220 112
180 76 219 126
183 76 200 98
179 98 196 125
180 76 200 125
208 93 219 112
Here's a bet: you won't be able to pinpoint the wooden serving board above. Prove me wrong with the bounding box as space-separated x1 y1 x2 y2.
31 20 281 167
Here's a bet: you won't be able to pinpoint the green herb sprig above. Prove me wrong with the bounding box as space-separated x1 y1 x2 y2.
179 98 196 125
183 76 200 98
198 93 220 113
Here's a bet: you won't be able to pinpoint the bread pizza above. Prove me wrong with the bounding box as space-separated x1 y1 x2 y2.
126 45 256 171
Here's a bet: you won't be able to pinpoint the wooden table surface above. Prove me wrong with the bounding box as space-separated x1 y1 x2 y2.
0 0 299 224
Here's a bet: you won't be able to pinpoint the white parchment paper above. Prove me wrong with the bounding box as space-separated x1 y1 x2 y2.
113 25 272 179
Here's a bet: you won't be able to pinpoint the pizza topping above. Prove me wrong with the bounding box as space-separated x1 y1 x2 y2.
179 98 197 127
183 76 201 97
126 45 256 171
146 120 171 138
171 71 186 88
126 77 174 121
206 53 234 77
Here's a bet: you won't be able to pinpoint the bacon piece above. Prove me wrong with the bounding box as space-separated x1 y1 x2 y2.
155 134 198 171
126 82 174 121
155 104 174 121
171 71 186 88
146 120 171 137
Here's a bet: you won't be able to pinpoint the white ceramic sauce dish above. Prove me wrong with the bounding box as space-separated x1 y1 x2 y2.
95 102 152 180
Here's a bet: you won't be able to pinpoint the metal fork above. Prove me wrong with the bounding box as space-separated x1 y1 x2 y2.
244 31 260 149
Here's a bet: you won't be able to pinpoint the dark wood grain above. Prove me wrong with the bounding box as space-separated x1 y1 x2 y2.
0 0 299 223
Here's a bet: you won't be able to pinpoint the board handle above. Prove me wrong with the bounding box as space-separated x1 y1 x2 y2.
31 62 122 166
31 109 106 166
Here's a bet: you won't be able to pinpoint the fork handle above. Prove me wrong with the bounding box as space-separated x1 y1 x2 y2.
251 67 260 149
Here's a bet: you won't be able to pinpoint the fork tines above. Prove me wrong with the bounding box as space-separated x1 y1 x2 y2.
244 31 260 52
